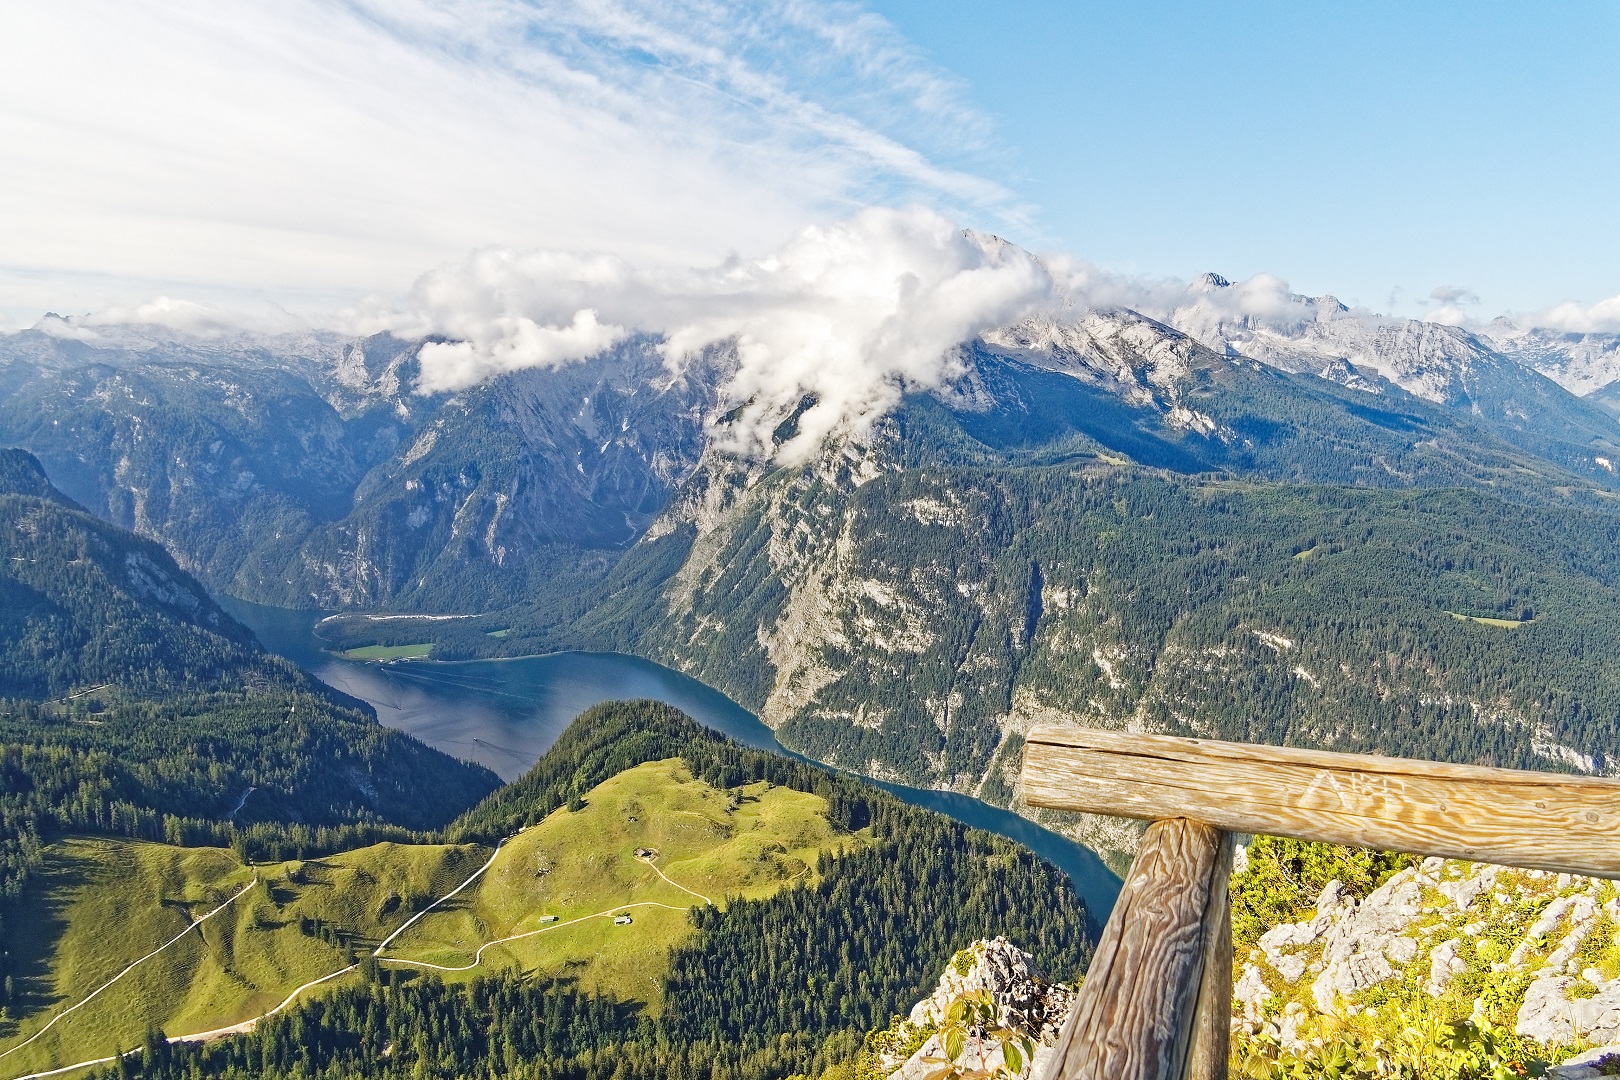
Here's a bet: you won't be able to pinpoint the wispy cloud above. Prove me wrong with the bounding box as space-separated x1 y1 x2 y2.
1521 294 1620 335
1420 284 1480 327
0 0 1015 322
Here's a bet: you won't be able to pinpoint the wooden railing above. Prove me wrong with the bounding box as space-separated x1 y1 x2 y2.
1018 726 1620 1080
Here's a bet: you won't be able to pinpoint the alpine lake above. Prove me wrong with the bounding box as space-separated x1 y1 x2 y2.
224 599 1121 927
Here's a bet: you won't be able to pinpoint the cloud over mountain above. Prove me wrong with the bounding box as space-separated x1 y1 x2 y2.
404 207 1055 459
1526 294 1620 335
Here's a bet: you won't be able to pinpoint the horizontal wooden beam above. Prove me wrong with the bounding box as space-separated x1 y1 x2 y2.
1020 726 1620 877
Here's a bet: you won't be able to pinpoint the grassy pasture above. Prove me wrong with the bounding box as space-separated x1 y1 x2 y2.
0 759 857 1074
380 759 858 1010
0 838 480 1075
1447 611 1531 628
338 643 434 660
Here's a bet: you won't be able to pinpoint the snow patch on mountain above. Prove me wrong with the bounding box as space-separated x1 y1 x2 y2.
1482 322 1620 398
1165 275 1522 408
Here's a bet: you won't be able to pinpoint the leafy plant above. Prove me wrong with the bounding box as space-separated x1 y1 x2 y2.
928 990 1037 1079
1232 835 1411 949
1233 1012 1549 1079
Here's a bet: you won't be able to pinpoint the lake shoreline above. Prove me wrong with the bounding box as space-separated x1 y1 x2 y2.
222 596 1121 929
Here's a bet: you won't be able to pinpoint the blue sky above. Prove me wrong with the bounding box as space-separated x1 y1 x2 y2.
0 1 1615 326
868 1 1620 318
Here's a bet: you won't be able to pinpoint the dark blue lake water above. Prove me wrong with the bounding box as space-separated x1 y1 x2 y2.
224 599 1120 924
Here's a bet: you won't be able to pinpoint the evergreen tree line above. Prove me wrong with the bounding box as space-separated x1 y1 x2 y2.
0 689 499 900
101 973 858 1080
447 701 872 844
0 689 499 1016
0 450 501 904
0 459 267 702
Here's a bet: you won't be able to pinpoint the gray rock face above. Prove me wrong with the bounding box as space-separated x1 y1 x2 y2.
1234 850 1620 1066
881 937 1074 1080
1235 963 1272 1022
1310 869 1424 1013
906 937 1073 1046
1518 977 1620 1048
1549 1044 1620 1079
1428 938 1467 995
1516 892 1619 1046
1258 909 1328 985
1438 864 1498 912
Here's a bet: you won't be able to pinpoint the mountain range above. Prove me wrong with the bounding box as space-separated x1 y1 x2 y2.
5 286 1620 852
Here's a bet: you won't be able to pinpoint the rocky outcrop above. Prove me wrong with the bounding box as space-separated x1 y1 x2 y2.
873 938 1074 1079
1234 854 1620 1060
1520 976 1620 1049
905 937 1075 1041
1549 1045 1620 1078
1308 869 1422 1013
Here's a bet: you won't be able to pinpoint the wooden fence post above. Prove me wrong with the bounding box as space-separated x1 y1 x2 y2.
1038 818 1230 1080
1184 832 1234 1080
1020 725 1620 1079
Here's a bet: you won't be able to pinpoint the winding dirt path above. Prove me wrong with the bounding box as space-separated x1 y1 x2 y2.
0 879 257 1067
378 849 715 974
7 1052 128 1080
637 853 713 906
372 837 510 952
376 900 694 973
2 837 514 1080
3 836 719 1080
167 963 360 1044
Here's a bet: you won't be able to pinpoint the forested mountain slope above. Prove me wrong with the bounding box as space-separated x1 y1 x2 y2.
1484 322 1620 398
507 410 1620 848
0 333 720 610
8 310 1620 856
975 312 1620 492
0 448 500 908
2 702 1090 1080
4 309 1619 620
0 447 262 699
1166 279 1620 447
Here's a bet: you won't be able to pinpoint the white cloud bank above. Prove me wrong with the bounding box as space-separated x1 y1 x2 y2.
0 0 1013 324
1525 295 1620 335
1052 260 1620 339
399 206 1055 458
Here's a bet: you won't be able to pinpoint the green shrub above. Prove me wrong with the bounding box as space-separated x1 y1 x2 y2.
1232 836 1412 949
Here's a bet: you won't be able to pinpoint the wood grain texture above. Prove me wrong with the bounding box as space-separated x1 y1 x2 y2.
1184 832 1234 1080
1020 727 1620 877
1040 818 1224 1080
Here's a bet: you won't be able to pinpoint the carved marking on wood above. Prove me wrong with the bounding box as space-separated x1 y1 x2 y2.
1300 768 1411 813
1020 727 1620 877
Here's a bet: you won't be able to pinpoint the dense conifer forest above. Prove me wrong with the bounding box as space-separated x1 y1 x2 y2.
0 449 502 1017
